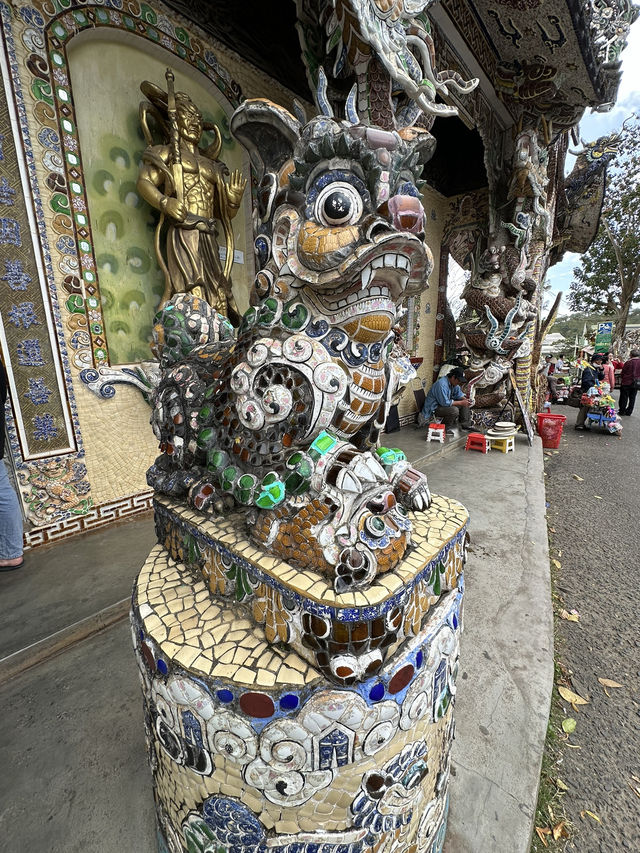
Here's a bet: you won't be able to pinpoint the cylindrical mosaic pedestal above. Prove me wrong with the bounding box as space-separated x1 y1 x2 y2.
131 495 468 853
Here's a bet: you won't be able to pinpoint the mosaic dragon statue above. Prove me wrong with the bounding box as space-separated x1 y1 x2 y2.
147 0 479 595
135 5 474 851
148 101 436 593
295 0 478 129
556 128 624 255
456 131 545 413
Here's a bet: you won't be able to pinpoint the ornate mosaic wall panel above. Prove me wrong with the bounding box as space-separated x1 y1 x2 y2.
0 1 263 534
0 63 76 459
0 20 93 527
67 33 250 365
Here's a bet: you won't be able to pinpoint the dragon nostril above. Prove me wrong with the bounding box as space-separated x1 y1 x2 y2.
366 219 392 241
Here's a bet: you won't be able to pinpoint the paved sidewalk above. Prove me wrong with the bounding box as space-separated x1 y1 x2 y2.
0 428 553 853
388 426 554 851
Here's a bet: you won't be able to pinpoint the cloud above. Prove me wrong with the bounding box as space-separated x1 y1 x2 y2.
547 253 580 295
618 19 640 102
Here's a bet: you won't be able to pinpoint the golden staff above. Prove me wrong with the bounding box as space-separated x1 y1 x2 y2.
165 68 183 207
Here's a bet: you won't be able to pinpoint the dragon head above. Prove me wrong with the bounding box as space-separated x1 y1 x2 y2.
231 101 434 343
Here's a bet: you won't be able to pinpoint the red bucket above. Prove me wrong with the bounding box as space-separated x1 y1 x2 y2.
536 413 567 449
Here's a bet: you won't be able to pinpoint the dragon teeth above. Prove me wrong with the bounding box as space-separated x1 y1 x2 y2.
329 253 412 310
362 253 411 283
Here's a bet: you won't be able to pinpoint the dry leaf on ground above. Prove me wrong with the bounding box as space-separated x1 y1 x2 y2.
594 495 603 500
535 826 551 846
558 685 589 705
559 609 579 622
552 559 562 569
566 743 582 749
628 782 640 800
556 778 569 791
573 474 584 481
552 821 569 840
580 810 601 823
598 678 623 688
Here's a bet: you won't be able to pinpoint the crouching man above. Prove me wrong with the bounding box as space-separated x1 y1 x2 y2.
421 367 472 435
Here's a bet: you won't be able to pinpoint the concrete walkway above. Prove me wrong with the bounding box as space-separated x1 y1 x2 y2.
0 428 553 853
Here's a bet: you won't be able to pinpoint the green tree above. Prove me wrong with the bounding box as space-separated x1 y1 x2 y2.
569 115 640 346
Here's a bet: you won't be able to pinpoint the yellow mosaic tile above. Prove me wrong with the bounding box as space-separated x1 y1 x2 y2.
157 493 468 612
145 695 453 839
137 545 322 688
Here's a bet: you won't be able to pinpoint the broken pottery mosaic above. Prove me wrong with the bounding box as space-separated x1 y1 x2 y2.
130 2 476 850
133 495 468 853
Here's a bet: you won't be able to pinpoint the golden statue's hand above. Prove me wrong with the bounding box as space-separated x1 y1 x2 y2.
160 196 188 222
226 169 247 208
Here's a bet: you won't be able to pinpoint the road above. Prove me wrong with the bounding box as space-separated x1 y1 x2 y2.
542 397 640 852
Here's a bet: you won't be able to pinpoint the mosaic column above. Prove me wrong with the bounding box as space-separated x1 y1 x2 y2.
128 19 475 847
131 494 468 853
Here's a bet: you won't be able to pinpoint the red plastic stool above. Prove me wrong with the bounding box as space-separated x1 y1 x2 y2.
465 432 490 453
426 422 446 443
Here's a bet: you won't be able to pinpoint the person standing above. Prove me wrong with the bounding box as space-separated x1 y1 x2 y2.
421 367 472 435
619 349 640 416
539 355 558 402
575 354 604 431
0 363 24 570
602 353 616 392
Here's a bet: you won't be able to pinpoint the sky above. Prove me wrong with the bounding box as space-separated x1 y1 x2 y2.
544 19 640 315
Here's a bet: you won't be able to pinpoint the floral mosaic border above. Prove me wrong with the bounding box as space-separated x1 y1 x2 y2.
0 75 78 459
23 487 152 548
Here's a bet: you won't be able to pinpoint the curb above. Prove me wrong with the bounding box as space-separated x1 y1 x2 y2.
442 435 554 853
0 597 130 686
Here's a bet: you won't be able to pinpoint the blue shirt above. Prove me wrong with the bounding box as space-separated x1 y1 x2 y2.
422 376 464 421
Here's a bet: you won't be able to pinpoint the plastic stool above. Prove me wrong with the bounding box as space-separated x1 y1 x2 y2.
465 432 490 453
427 423 446 443
490 436 515 454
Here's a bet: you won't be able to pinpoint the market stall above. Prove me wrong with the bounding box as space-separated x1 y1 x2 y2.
581 386 623 435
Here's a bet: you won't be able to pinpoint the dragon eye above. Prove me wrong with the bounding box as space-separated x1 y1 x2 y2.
315 182 363 227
